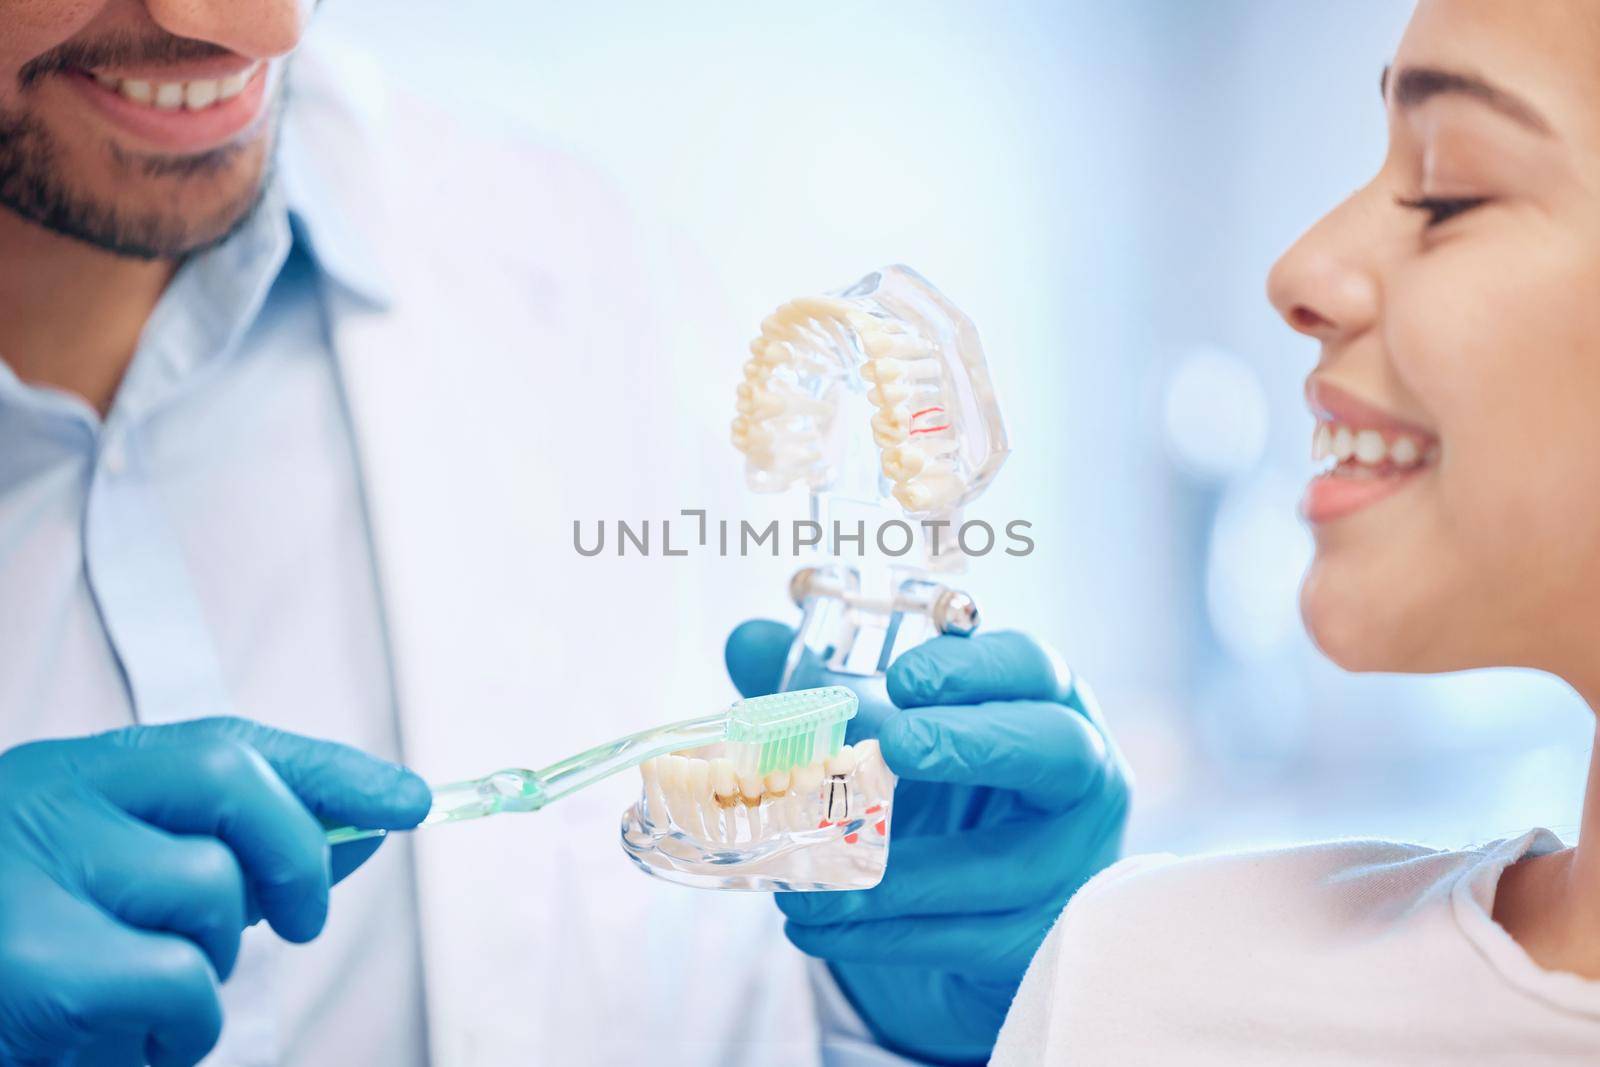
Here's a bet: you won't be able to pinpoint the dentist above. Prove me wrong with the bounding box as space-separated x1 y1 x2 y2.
0 2 1129 1064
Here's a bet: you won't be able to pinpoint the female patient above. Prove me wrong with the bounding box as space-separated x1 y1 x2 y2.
996 2 1600 1062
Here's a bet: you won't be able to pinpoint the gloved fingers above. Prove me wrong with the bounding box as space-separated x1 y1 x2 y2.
63 914 224 1067
724 619 864 708
776 818 1079 925
725 619 840 696
887 631 1071 709
76 801 246 980
725 620 795 698
878 699 1109 810
85 739 332 944
329 837 386 885
782 906 1056 980
147 718 432 831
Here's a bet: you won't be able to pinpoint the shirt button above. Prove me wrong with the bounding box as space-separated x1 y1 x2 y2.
102 438 127 476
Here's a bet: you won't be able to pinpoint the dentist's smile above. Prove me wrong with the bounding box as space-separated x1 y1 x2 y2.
65 59 272 155
1300 378 1440 524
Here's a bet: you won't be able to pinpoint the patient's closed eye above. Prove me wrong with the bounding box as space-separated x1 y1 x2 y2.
1395 195 1488 228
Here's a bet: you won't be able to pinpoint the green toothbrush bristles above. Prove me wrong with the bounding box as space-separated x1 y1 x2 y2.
724 686 858 776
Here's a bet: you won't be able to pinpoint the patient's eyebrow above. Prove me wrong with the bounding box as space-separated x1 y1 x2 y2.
1380 65 1552 136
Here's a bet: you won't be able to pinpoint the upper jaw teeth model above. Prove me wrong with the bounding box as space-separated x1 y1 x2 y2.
735 265 1009 682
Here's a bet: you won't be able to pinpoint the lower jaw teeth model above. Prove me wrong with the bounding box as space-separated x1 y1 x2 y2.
622 265 1010 892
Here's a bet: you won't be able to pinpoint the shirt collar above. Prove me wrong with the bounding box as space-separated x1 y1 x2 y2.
275 55 396 309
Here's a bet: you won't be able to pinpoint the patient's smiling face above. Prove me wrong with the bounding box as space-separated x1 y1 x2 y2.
1267 0 1600 685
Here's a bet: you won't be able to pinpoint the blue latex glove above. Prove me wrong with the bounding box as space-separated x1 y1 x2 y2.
0 716 431 1067
726 621 1130 1065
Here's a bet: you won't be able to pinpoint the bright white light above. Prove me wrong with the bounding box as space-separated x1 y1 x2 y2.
1163 346 1269 480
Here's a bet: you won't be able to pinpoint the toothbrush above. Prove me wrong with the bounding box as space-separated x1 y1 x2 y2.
324 686 858 845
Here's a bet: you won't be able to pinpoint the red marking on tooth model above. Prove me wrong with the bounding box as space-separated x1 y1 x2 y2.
874 820 887 836
844 833 859 844
909 404 950 435
817 819 830 829
865 805 883 815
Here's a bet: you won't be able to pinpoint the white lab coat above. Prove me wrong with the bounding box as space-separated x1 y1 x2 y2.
281 34 861 1067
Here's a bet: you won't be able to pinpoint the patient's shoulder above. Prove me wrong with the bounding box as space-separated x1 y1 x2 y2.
1059 837 1472 957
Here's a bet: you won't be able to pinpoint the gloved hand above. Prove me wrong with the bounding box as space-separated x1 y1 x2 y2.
0 716 431 1067
726 621 1130 1065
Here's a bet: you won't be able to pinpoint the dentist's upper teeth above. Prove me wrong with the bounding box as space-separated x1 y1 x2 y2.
96 65 258 111
184 80 218 110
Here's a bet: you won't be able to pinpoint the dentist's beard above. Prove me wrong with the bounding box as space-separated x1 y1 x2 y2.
0 94 281 261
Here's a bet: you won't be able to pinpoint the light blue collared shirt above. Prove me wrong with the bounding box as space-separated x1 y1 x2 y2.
0 177 426 1064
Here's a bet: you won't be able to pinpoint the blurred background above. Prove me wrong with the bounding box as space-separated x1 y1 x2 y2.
326 0 1594 855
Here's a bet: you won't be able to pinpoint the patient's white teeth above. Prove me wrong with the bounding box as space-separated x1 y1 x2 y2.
121 80 154 104
218 69 251 100
1317 419 1437 472
1353 429 1386 465
1332 426 1354 461
153 82 184 109
183 80 219 109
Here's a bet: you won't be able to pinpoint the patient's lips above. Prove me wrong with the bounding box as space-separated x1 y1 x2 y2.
1301 378 1440 524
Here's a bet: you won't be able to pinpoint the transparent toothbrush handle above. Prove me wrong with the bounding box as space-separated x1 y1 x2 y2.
322 714 728 845
530 713 725 805
324 769 544 845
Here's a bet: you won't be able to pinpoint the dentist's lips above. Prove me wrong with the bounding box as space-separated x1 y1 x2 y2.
1300 379 1440 525
66 61 271 155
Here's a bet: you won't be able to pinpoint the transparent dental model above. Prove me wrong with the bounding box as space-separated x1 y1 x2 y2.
619 736 896 891
619 266 1008 893
732 264 1009 683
